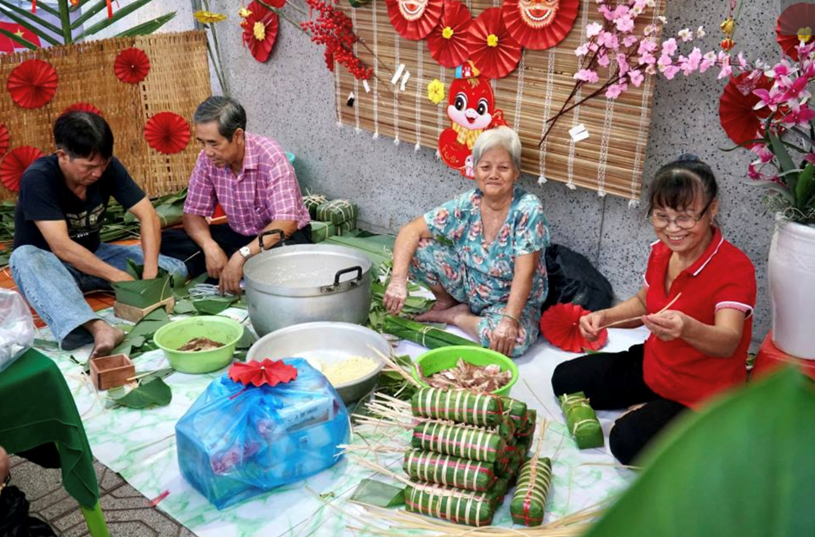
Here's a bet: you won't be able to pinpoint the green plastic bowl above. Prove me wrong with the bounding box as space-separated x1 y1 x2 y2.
411 346 520 397
153 316 243 374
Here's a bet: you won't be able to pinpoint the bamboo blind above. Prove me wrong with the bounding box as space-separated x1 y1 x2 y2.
0 31 211 202
335 0 666 200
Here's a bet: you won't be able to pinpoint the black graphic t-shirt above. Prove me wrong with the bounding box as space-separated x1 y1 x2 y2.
13 154 145 252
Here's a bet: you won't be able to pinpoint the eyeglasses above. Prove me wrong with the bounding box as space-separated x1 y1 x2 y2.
647 199 712 230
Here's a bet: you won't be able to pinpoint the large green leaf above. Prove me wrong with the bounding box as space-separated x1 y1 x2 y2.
350 479 405 508
110 377 172 409
114 12 175 37
193 295 239 315
583 368 815 537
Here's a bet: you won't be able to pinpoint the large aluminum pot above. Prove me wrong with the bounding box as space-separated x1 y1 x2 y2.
243 231 372 336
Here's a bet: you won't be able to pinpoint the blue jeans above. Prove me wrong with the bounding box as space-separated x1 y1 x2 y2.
9 243 187 350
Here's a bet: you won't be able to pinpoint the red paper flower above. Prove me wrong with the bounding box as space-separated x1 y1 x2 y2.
386 0 444 40
467 8 522 80
61 102 104 117
7 59 58 109
242 0 279 63
144 112 191 155
0 146 43 192
114 47 151 84
229 359 298 387
0 123 9 158
427 0 472 68
719 72 776 148
776 2 815 61
540 303 608 353
501 0 579 50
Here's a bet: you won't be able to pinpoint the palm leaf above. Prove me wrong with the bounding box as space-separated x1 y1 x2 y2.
70 0 114 29
69 0 94 13
0 27 38 50
0 3 60 45
114 12 175 37
0 1 62 35
74 0 158 40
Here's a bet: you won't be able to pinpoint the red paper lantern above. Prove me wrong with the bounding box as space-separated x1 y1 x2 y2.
229 359 298 387
61 102 104 117
540 303 608 353
501 0 580 50
719 72 775 148
776 2 815 61
0 122 9 158
386 0 444 40
426 0 472 68
242 0 279 63
144 112 191 155
7 59 58 109
114 47 151 84
0 146 44 192
467 8 522 80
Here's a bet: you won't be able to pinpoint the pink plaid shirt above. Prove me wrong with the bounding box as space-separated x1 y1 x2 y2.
184 133 310 236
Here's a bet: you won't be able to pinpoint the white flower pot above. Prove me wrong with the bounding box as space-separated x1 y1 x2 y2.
768 216 815 359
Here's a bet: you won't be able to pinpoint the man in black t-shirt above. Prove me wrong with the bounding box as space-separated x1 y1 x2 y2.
9 112 187 357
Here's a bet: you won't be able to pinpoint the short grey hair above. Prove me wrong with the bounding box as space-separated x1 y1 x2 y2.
471 126 522 170
193 96 247 140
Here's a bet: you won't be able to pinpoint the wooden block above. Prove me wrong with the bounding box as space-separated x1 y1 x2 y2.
113 296 175 323
89 354 136 391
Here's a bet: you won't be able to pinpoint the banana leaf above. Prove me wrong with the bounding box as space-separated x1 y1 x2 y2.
107 377 172 409
351 479 405 508
382 315 478 349
111 261 173 309
192 295 239 315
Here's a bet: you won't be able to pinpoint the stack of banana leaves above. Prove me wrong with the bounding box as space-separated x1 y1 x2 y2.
0 190 187 268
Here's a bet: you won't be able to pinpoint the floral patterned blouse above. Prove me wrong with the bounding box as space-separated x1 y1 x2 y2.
423 187 550 314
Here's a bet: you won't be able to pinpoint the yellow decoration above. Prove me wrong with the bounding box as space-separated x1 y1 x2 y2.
487 34 499 47
719 17 735 36
239 7 253 18
798 27 812 43
427 79 445 105
450 122 483 149
194 10 227 24
442 26 454 39
14 29 24 38
253 21 266 41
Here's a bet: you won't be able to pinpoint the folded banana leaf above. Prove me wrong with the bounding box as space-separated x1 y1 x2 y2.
111 260 173 309
383 315 478 349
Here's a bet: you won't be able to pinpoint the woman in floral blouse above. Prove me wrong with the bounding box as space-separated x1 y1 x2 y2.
384 127 550 357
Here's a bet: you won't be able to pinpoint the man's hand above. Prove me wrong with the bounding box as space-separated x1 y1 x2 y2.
142 264 159 280
203 243 228 279
219 252 245 295
111 270 135 282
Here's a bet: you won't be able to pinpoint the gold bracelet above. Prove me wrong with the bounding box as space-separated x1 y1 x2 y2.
502 312 520 324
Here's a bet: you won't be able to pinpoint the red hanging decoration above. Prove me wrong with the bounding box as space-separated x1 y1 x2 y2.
0 123 9 158
540 303 608 353
144 112 191 155
719 72 776 148
501 0 579 50
7 59 58 109
61 102 104 117
775 2 815 61
106 0 113 18
0 146 43 193
426 0 472 68
229 359 298 387
386 0 444 40
241 1 279 63
114 47 151 84
30 0 36 13
466 8 522 80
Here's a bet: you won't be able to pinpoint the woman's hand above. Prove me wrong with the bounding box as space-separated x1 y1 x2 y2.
490 316 519 357
384 278 408 315
642 310 687 341
579 310 607 342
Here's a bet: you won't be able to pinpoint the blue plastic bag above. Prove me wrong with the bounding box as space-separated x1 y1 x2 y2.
176 358 349 509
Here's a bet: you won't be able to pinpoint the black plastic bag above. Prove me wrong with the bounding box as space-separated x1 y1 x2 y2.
542 244 614 313
0 485 57 537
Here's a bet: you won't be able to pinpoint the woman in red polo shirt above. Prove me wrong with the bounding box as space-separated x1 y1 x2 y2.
551 155 756 465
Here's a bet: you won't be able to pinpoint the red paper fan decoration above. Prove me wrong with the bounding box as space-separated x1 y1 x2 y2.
776 2 815 61
0 123 9 158
144 112 191 155
719 72 775 148
61 102 104 117
427 0 472 68
540 303 608 353
114 47 151 84
386 0 444 40
0 146 44 192
467 8 522 80
501 0 579 50
229 359 298 387
7 59 58 109
242 0 279 63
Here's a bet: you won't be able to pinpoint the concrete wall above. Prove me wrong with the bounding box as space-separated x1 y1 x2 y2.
205 0 780 342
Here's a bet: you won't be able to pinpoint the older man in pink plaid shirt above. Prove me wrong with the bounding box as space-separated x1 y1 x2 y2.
161 97 311 294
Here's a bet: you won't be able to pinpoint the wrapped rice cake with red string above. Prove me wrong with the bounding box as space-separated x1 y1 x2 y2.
403 449 497 492
510 456 553 526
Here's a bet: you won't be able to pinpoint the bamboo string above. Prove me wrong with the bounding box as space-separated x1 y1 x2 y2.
513 50 526 133
436 66 445 158
335 62 343 128
372 0 380 139
351 5 361 133
393 33 401 145
596 97 615 197
566 0 592 189
414 39 424 151
538 48 557 184
600 292 683 330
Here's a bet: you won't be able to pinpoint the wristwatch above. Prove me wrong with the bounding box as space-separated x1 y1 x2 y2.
238 246 252 260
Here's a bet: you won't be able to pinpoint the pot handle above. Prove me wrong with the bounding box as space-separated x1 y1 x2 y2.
257 229 287 251
333 266 363 286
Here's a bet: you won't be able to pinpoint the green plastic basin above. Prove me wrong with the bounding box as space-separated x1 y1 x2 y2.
153 316 243 374
411 346 520 397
